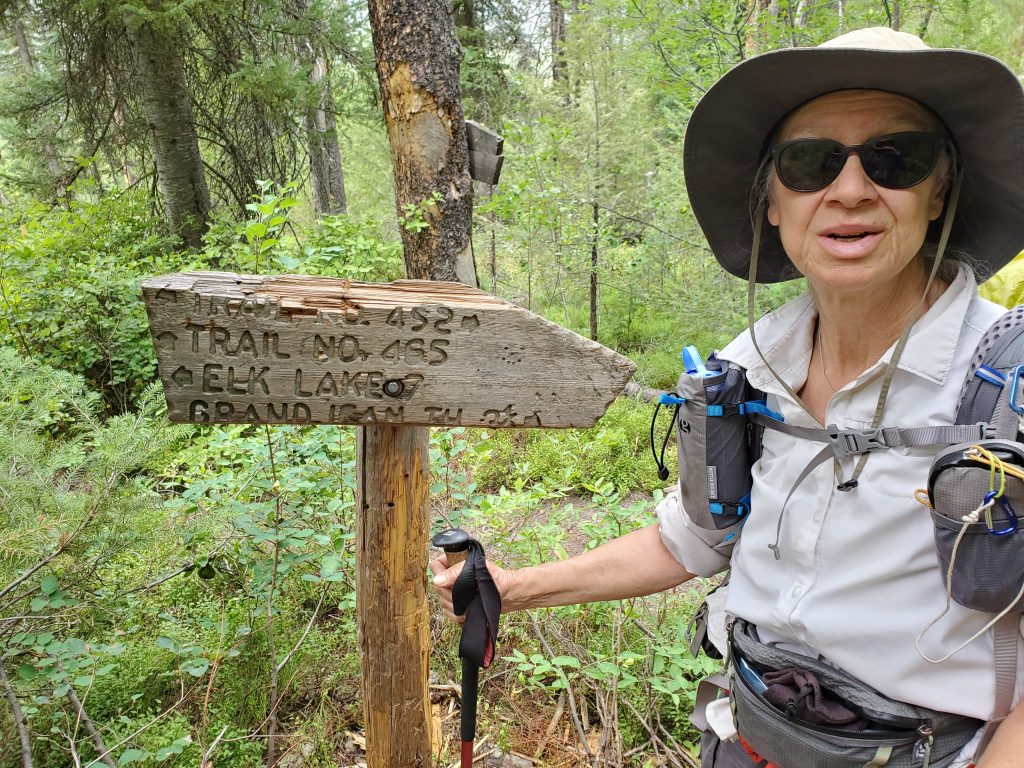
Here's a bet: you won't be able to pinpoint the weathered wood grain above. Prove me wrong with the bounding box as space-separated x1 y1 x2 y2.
466 121 504 185
142 271 635 428
356 424 432 768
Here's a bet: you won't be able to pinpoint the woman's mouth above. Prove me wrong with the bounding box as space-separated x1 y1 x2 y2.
818 228 883 258
828 231 874 242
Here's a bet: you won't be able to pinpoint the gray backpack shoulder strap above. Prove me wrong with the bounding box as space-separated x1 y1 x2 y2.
958 304 1024 439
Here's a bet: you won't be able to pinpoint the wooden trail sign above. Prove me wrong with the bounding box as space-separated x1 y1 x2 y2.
142 271 635 768
142 271 633 429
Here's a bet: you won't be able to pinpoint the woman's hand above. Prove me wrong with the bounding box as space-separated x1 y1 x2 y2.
428 553 516 623
428 524 694 622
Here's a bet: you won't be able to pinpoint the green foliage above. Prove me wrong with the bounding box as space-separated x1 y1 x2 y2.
0 193 186 411
471 398 672 494
298 214 405 282
399 190 444 234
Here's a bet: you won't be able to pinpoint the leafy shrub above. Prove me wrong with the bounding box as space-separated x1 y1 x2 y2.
471 397 672 494
0 194 186 412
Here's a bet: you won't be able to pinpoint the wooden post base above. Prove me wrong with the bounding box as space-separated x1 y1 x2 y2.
356 424 432 768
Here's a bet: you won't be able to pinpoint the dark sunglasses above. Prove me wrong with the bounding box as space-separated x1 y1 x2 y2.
769 132 949 192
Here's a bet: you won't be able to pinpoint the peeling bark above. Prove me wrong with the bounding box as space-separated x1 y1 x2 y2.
367 0 476 285
125 5 211 248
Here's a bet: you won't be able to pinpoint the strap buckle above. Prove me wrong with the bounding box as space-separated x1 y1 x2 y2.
827 425 885 459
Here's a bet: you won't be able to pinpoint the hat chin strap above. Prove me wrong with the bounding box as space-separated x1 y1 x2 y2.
745 171 962 533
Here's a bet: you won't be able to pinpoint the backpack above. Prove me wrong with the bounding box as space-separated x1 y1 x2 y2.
650 305 1024 751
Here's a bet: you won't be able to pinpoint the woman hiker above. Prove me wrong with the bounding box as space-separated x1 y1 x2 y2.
431 27 1024 768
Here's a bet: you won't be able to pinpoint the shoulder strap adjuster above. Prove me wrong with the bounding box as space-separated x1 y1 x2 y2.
827 425 885 459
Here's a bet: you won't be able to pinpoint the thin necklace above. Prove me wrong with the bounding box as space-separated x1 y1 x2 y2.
816 326 838 395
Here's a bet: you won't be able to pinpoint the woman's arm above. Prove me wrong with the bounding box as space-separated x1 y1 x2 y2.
429 523 696 621
976 703 1024 768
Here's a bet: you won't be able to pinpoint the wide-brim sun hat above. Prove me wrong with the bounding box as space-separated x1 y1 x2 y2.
683 27 1024 283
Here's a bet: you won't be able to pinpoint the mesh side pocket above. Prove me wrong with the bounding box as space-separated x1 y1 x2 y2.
928 441 1024 614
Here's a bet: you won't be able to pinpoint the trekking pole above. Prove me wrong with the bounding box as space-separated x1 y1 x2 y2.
431 528 500 768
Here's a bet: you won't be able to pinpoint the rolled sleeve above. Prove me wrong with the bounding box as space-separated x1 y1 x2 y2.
656 486 731 577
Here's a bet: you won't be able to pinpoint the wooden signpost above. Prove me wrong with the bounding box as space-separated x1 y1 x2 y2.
142 271 635 767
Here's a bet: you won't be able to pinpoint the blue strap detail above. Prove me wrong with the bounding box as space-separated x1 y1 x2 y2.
659 393 686 406
706 401 784 421
976 365 1007 387
744 401 784 422
710 498 750 517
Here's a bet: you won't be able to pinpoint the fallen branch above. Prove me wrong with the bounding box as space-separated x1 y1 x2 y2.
623 381 666 404
533 689 565 760
65 679 116 768
0 658 34 768
529 614 592 763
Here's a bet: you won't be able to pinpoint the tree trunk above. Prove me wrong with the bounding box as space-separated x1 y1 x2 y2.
550 0 568 93
917 0 935 37
305 56 348 215
356 425 432 768
125 6 211 249
9 8 65 197
367 0 477 284
290 0 347 216
590 200 598 341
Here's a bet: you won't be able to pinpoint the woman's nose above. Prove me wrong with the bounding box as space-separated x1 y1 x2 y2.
824 153 879 207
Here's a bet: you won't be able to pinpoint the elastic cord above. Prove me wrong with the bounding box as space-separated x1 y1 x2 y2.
915 514 1024 664
650 402 679 481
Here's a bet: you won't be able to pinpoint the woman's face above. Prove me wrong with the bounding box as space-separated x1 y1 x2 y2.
766 90 950 296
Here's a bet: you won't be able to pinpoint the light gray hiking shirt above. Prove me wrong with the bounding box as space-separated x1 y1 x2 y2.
657 262 1022 721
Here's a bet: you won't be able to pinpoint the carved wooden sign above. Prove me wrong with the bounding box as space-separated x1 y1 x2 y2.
142 271 635 429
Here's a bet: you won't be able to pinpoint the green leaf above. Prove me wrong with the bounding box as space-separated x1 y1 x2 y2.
179 658 209 677
53 683 70 697
552 656 581 668
155 636 177 652
74 675 93 688
17 664 36 681
40 575 59 595
245 222 267 242
118 749 149 766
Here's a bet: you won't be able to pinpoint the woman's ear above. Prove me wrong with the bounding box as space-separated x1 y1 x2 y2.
928 155 955 222
928 178 948 222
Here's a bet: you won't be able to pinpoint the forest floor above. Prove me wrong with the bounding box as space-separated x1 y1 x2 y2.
274 491 709 768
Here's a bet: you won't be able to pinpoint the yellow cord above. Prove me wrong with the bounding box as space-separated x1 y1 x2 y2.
966 445 1021 490
914 488 934 508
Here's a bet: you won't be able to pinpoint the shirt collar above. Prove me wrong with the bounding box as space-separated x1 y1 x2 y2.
718 262 977 398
